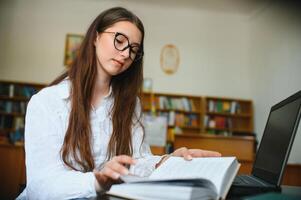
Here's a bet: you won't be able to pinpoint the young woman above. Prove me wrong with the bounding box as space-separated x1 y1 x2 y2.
17 7 220 199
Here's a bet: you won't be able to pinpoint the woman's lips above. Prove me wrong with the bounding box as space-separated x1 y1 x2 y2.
113 59 124 66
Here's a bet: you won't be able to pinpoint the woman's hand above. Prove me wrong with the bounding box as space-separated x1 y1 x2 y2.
94 155 136 191
156 147 221 168
172 147 221 160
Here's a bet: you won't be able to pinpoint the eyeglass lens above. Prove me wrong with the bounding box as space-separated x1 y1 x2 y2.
114 33 142 61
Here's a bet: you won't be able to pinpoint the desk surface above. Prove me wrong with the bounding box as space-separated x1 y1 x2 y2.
281 186 301 196
81 185 301 200
242 186 301 200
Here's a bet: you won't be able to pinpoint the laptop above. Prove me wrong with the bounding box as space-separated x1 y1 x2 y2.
229 90 301 197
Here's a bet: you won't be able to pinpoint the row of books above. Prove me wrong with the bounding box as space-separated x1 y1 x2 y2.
156 96 197 112
207 100 241 114
204 115 233 130
0 100 27 114
0 116 24 129
0 83 39 98
9 128 24 144
157 111 199 127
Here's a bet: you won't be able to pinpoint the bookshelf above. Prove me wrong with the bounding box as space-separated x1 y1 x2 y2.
0 80 46 145
203 96 254 136
141 92 254 156
142 92 203 133
141 92 203 154
0 80 46 199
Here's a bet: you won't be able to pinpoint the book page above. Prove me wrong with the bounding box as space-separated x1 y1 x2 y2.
149 157 237 194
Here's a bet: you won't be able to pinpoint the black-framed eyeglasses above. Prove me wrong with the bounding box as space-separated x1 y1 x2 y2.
101 31 144 61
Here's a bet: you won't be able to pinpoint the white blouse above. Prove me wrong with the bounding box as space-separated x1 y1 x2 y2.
17 79 162 200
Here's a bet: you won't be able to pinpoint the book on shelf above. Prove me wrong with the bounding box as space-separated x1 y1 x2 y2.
230 101 240 114
0 83 39 98
161 111 199 127
189 99 197 112
222 102 231 113
0 116 14 129
168 111 175 126
0 101 27 114
107 157 240 200
208 100 241 114
205 116 229 129
157 96 196 112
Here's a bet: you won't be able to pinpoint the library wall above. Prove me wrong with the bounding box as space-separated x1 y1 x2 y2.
0 0 251 98
248 2 301 164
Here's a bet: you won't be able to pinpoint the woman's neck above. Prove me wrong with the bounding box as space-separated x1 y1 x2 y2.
91 73 111 109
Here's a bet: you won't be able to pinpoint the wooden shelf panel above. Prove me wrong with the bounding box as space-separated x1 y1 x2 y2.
0 137 24 147
168 125 200 130
0 141 26 199
144 108 201 114
176 133 255 141
205 127 253 134
0 80 46 88
150 146 166 155
0 96 30 101
174 133 255 161
154 92 201 99
0 111 25 117
206 112 251 118
205 96 252 103
0 128 15 133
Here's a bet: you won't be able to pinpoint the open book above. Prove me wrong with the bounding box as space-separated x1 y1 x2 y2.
107 157 240 200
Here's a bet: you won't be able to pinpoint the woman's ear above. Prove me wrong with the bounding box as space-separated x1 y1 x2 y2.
94 36 99 46
94 31 99 46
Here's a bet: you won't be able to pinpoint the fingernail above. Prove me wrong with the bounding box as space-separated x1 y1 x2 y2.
114 173 120 179
187 155 193 160
123 169 129 175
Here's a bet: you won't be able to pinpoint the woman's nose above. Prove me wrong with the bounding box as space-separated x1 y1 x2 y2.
119 48 131 59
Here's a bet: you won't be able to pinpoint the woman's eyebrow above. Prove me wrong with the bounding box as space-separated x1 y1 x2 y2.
116 31 140 46
109 29 140 45
130 42 141 46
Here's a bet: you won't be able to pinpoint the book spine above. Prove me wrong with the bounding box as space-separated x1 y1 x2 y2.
9 84 14 97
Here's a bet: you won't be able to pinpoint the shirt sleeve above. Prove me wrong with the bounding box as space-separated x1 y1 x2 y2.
130 124 162 177
129 100 163 177
24 94 97 200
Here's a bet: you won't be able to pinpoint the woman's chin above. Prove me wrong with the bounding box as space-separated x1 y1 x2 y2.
108 68 124 76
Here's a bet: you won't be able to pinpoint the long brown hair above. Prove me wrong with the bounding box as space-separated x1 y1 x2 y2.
50 7 145 172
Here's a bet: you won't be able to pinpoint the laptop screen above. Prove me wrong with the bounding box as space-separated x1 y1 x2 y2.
252 92 301 185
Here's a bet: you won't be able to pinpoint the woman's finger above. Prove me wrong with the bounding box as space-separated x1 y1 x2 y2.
106 160 129 175
114 155 137 165
172 147 192 160
172 147 187 156
101 166 121 180
189 149 221 157
183 154 193 160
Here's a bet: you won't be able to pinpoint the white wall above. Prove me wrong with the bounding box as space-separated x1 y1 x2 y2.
248 2 301 163
0 0 300 163
0 0 251 98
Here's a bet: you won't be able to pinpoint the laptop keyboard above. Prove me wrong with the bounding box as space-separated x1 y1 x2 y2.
233 175 267 186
